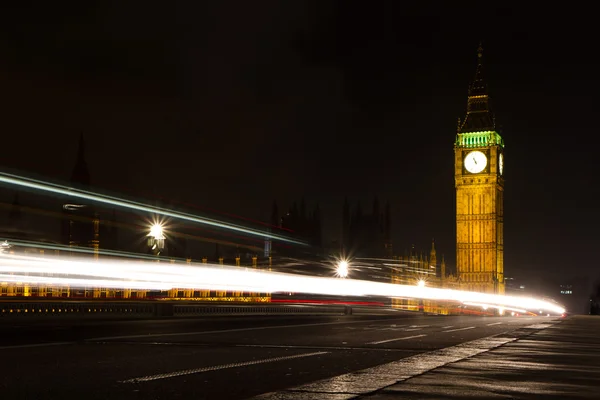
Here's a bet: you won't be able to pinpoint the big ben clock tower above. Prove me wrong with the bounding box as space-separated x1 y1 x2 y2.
455 44 505 295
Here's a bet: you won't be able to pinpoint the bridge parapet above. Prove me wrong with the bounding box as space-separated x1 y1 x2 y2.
0 300 350 319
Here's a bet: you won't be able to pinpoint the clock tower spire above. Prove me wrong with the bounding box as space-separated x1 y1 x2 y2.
454 44 505 296
459 42 496 134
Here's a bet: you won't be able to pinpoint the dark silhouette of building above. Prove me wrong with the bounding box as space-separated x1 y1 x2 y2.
270 199 322 251
8 193 23 231
100 209 119 251
342 197 391 258
61 134 100 254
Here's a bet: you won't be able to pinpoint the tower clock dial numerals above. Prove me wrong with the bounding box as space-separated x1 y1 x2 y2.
464 150 487 174
499 153 504 175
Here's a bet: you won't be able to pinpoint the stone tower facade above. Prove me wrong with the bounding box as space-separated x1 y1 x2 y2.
454 44 505 294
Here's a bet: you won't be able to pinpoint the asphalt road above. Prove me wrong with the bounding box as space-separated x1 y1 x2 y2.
0 312 551 399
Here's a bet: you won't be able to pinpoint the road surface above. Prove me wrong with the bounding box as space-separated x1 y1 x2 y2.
0 312 556 399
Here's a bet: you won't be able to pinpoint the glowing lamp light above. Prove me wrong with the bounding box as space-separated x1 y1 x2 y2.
148 224 165 240
417 280 426 288
336 260 349 278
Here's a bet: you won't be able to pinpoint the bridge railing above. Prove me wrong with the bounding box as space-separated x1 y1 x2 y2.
0 300 354 319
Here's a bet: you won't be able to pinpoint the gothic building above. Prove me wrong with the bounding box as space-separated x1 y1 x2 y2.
61 134 120 256
270 199 322 250
0 192 60 247
342 197 392 258
454 44 505 294
61 134 97 253
8 193 22 229
394 240 449 282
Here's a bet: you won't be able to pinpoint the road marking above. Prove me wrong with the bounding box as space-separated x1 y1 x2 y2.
367 334 427 345
524 323 555 330
443 326 475 333
121 351 328 383
236 344 416 352
442 326 454 329
487 322 502 326
0 341 74 350
251 335 518 399
404 328 422 331
87 318 390 341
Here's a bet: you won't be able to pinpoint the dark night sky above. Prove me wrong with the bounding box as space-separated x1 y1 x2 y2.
0 2 598 286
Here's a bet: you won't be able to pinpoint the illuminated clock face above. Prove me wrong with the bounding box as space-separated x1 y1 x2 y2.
499 153 504 175
464 151 487 174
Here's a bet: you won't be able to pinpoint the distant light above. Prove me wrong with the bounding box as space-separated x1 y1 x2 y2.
336 260 349 278
148 224 165 240
417 280 426 288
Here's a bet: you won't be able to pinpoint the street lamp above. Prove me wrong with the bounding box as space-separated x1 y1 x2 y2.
417 279 426 288
336 259 349 278
147 223 165 256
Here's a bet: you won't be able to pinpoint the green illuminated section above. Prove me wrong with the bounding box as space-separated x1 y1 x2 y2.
455 131 504 148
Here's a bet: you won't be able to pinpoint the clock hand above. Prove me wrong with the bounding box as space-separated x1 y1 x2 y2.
473 157 477 165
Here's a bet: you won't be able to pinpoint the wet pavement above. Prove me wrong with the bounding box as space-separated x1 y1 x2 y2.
255 315 600 399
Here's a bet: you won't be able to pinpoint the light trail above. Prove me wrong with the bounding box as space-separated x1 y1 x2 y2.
0 238 185 263
0 172 305 246
0 253 566 314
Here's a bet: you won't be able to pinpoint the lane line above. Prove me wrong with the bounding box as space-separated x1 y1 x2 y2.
0 341 74 350
236 344 416 352
487 322 502 326
251 320 562 399
442 326 454 329
87 318 407 341
121 351 328 383
404 328 422 331
367 334 427 345
251 335 520 399
443 326 476 333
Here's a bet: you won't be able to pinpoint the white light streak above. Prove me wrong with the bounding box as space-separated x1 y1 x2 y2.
0 253 566 315
0 172 305 245
462 302 526 314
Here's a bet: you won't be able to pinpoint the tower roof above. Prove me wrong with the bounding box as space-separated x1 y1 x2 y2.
458 43 496 133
